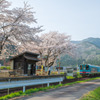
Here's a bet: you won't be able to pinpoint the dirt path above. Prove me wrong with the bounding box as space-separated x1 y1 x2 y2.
14 79 100 100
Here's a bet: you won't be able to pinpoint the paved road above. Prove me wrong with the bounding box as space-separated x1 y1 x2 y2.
16 79 100 100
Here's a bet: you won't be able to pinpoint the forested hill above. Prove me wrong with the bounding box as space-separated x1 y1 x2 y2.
72 37 100 48
60 37 100 67
83 37 100 48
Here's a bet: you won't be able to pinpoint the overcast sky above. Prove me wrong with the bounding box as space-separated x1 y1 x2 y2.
7 0 100 40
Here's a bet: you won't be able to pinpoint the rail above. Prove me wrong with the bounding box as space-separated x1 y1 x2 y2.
0 76 65 93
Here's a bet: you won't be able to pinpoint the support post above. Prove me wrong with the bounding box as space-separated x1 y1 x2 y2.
47 83 49 87
8 79 10 94
8 88 9 94
59 81 61 84
23 86 25 92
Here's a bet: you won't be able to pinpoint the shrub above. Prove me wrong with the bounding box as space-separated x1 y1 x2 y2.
0 66 11 70
60 72 65 75
75 72 82 78
51 71 58 75
66 76 75 79
6 66 11 70
0 66 6 70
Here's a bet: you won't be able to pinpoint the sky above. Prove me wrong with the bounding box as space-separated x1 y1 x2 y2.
7 0 100 41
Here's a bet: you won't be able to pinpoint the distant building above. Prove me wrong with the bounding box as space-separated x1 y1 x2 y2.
10 51 40 76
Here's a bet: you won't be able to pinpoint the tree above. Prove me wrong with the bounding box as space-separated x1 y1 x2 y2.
31 31 74 67
0 0 42 57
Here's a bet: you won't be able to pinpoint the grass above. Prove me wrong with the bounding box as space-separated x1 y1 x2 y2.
0 77 100 100
80 86 100 100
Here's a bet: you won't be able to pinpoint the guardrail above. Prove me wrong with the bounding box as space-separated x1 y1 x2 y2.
0 75 65 93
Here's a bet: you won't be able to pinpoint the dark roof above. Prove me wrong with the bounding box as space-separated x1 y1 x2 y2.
24 55 40 62
24 51 39 56
10 51 39 60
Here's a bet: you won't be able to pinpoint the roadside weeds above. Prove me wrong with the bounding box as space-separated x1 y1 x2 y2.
80 86 100 100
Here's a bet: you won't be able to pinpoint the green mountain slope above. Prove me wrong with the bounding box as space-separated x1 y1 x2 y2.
60 37 100 66
83 37 100 48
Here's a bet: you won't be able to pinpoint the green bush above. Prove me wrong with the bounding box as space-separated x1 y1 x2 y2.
0 66 6 70
75 72 82 78
0 66 11 70
60 72 65 75
6 67 11 70
66 76 75 79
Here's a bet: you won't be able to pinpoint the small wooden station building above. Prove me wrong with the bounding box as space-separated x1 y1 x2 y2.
10 51 40 76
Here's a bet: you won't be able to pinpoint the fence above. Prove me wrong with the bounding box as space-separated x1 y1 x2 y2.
0 75 65 93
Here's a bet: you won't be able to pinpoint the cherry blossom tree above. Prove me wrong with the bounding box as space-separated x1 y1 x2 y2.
27 31 74 67
0 0 42 57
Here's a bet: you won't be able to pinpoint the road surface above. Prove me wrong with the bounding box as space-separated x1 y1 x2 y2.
15 79 100 100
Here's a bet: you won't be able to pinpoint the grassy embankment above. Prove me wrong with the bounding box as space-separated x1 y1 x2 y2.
0 77 100 100
80 86 100 100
